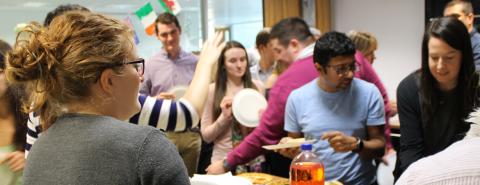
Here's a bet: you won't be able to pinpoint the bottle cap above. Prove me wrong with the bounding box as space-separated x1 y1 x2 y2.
300 143 312 151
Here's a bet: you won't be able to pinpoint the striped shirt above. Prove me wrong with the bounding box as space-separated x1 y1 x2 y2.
396 137 480 185
25 95 198 157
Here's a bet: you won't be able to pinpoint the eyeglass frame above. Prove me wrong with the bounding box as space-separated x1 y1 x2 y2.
325 61 357 75
113 58 145 76
93 58 146 83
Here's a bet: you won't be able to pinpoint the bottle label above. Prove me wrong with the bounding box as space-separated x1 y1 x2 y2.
290 162 324 185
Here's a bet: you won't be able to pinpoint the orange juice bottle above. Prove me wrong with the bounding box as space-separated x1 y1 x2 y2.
290 143 324 185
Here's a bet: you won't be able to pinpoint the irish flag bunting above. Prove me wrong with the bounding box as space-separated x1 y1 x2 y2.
158 0 182 15
135 3 157 36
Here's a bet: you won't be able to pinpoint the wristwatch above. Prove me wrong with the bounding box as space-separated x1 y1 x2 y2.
222 158 231 171
352 137 364 153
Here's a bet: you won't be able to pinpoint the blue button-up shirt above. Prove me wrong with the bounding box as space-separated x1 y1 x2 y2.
470 29 480 70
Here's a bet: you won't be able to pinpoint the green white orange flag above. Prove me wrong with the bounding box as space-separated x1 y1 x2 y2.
158 0 182 15
135 2 157 36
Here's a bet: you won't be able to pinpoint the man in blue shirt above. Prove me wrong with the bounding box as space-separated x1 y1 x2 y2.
444 0 480 70
284 32 386 185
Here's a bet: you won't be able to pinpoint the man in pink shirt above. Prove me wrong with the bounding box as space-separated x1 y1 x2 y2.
207 18 391 176
206 17 317 176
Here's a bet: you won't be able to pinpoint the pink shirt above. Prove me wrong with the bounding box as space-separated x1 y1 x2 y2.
355 51 392 148
201 81 264 163
226 51 391 166
226 55 317 166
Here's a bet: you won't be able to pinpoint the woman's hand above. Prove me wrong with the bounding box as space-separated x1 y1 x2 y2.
156 92 176 100
198 31 226 67
220 96 233 121
0 151 25 172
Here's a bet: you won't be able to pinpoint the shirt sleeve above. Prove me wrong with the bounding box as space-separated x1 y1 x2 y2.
394 74 425 180
200 85 231 143
284 92 301 133
129 95 199 132
226 85 288 166
472 39 480 70
25 112 41 158
355 51 391 119
367 84 386 126
137 129 190 185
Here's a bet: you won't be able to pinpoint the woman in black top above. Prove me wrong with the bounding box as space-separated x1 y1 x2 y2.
394 17 479 180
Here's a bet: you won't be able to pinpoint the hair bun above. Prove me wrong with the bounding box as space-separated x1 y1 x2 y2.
6 22 59 92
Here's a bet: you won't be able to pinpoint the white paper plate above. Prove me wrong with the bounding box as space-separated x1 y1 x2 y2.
168 85 188 100
262 138 314 150
191 173 252 185
377 152 396 185
232 88 267 127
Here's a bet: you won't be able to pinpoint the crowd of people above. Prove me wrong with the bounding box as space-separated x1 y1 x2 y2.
1 0 480 185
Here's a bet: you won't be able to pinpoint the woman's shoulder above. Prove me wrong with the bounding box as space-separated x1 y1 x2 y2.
398 71 421 91
252 80 265 89
58 114 159 138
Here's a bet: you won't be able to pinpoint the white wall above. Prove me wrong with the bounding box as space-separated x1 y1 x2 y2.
332 0 425 99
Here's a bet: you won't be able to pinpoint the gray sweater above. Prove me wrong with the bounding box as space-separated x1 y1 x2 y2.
24 113 190 185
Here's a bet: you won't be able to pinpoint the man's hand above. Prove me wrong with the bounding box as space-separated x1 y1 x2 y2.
381 148 396 165
0 151 25 172
156 92 176 100
321 131 357 152
275 137 300 159
389 100 398 117
206 159 227 174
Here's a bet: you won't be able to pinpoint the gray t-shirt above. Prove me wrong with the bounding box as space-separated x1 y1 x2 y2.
24 113 190 185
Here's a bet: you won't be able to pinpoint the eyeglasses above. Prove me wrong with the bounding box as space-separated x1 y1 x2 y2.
95 58 145 82
121 58 144 76
326 62 356 75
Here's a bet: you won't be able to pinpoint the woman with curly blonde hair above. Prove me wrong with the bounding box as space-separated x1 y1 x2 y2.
6 11 224 184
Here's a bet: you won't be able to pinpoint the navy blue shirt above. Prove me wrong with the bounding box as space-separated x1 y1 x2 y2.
470 29 480 70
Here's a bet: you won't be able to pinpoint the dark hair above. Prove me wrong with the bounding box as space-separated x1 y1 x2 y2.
313 31 356 67
445 0 473 15
0 40 12 68
270 17 313 47
44 4 90 26
155 12 181 35
212 41 257 119
255 30 270 48
0 40 27 151
421 16 479 128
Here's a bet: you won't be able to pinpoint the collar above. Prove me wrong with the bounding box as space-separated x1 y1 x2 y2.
257 62 276 73
160 48 183 60
295 43 315 61
471 28 479 37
